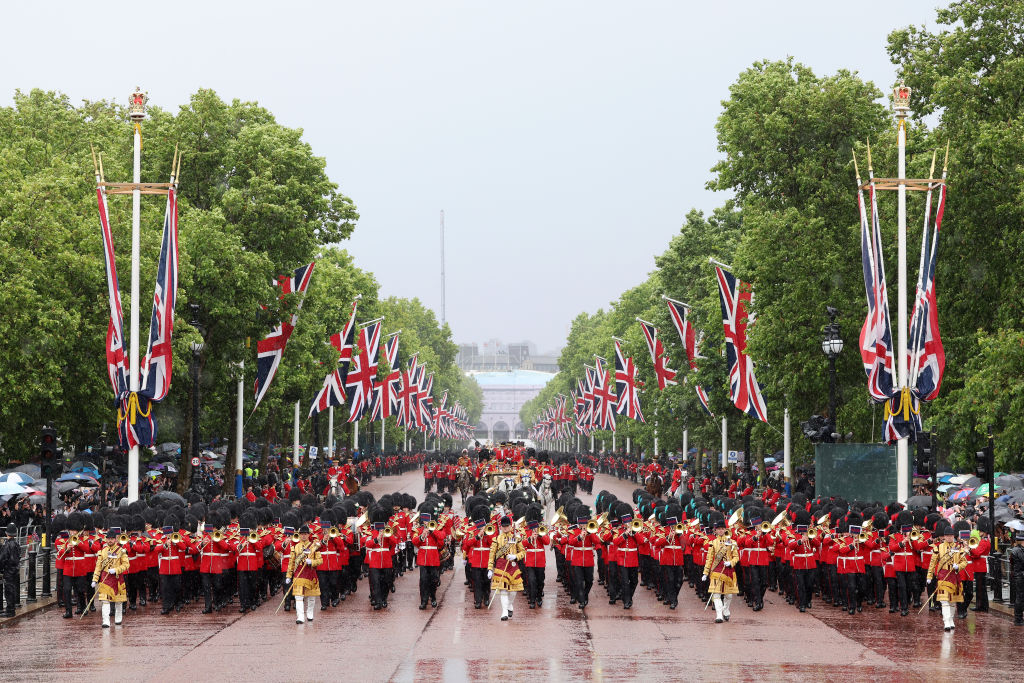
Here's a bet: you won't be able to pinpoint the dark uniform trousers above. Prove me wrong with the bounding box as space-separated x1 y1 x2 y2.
618 565 638 606
571 565 593 605
525 566 544 604
419 565 439 604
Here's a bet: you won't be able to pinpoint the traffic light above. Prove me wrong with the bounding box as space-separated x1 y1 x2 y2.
974 446 993 480
916 431 932 476
40 425 59 478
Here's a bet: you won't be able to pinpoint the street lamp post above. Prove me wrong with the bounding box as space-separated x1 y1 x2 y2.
820 307 844 440
189 304 205 494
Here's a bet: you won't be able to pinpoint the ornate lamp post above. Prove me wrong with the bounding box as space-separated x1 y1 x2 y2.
820 307 844 440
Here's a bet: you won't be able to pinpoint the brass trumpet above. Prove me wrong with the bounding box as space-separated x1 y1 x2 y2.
328 526 341 538
630 518 644 533
909 529 922 542
118 533 130 545
759 521 772 533
807 528 818 540
538 524 549 537
586 519 600 533
968 536 981 550
673 523 686 534
248 531 260 544
382 525 394 538
483 523 496 536
291 532 301 543
426 520 438 532
211 530 225 542
170 532 183 543
858 531 870 543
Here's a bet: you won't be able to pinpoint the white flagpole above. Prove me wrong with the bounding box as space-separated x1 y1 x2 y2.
235 362 244 497
895 90 910 504
721 416 728 471
354 419 359 452
328 405 334 460
127 105 142 503
293 400 301 467
381 417 386 454
784 407 792 495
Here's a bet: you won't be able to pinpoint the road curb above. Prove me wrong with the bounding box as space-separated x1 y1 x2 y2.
0 596 57 627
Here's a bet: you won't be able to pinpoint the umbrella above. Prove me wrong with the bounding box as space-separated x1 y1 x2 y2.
0 481 28 496
157 442 181 454
9 463 41 478
905 495 933 508
55 480 81 493
150 490 186 506
937 484 957 494
938 474 956 484
57 472 98 485
69 460 99 472
164 464 179 474
960 476 982 488
949 474 973 485
995 475 1022 491
1006 519 1024 532
949 488 974 501
994 508 1016 523
1000 490 1024 504
973 483 1000 498
146 470 163 478
208 461 225 469
0 472 35 484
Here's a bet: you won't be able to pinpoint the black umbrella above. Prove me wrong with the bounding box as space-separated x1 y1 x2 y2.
905 495 933 509
150 490 186 506
995 475 1022 491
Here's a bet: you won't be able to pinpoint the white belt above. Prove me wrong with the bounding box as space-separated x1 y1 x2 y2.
895 552 914 556
321 550 336 555
619 548 638 552
203 553 228 557
665 546 681 550
748 547 769 552
160 555 180 561
794 553 814 558
420 546 437 550
526 549 544 553
368 548 388 553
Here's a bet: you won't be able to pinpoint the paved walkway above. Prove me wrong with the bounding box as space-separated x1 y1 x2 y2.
1 471 1018 682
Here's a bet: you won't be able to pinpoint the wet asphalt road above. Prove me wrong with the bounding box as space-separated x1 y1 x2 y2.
2 470 1019 682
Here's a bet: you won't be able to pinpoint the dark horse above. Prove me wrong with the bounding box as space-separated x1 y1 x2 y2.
644 473 664 499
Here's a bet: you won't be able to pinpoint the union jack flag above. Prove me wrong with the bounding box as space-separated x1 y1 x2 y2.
97 182 127 400
139 187 179 402
575 382 588 433
666 298 714 416
418 371 434 433
254 262 315 409
909 180 946 402
639 321 677 390
593 357 617 431
582 367 597 430
714 266 768 423
396 353 419 428
432 391 448 437
371 333 401 422
345 320 382 422
614 341 644 422
858 179 897 403
309 298 358 417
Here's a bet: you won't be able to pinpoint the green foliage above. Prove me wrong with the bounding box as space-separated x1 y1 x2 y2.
0 89 458 466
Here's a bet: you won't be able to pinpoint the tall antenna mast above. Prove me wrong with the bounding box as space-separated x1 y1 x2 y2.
440 209 446 326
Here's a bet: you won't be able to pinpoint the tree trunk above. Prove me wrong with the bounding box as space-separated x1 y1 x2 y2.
178 382 194 495
259 406 276 478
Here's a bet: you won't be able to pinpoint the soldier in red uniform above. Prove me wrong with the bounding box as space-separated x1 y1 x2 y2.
739 508 772 611
888 511 916 616
521 506 550 608
157 519 190 615
836 514 867 615
787 511 818 612
568 505 599 609
653 506 686 609
60 513 91 617
610 501 643 609
125 516 151 610
463 505 496 609
423 460 435 493
362 506 398 610
412 505 447 609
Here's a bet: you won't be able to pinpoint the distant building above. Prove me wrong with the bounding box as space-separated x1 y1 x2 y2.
456 339 558 373
469 370 555 442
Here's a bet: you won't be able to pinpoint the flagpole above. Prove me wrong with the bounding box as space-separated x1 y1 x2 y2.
328 406 334 461
783 406 791 496
127 94 143 503
895 90 910 504
235 362 244 498
721 416 728 471
381 417 386 454
353 419 359 453
293 400 301 467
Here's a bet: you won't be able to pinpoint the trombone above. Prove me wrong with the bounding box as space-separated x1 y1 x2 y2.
629 518 645 534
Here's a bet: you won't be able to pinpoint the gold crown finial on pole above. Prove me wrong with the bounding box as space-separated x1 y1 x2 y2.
129 87 148 122
893 82 911 113
866 138 873 172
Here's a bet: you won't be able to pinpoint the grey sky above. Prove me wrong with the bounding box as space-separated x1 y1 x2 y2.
2 1 936 353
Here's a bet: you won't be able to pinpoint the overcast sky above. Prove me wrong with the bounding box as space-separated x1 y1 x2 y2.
3 1 937 353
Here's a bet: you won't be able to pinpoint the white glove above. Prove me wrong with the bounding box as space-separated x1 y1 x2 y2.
724 560 731 568
91 581 98 588
507 552 517 560
487 570 493 579
701 575 708 582
285 578 291 585
952 564 959 571
306 558 313 565
108 568 118 575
